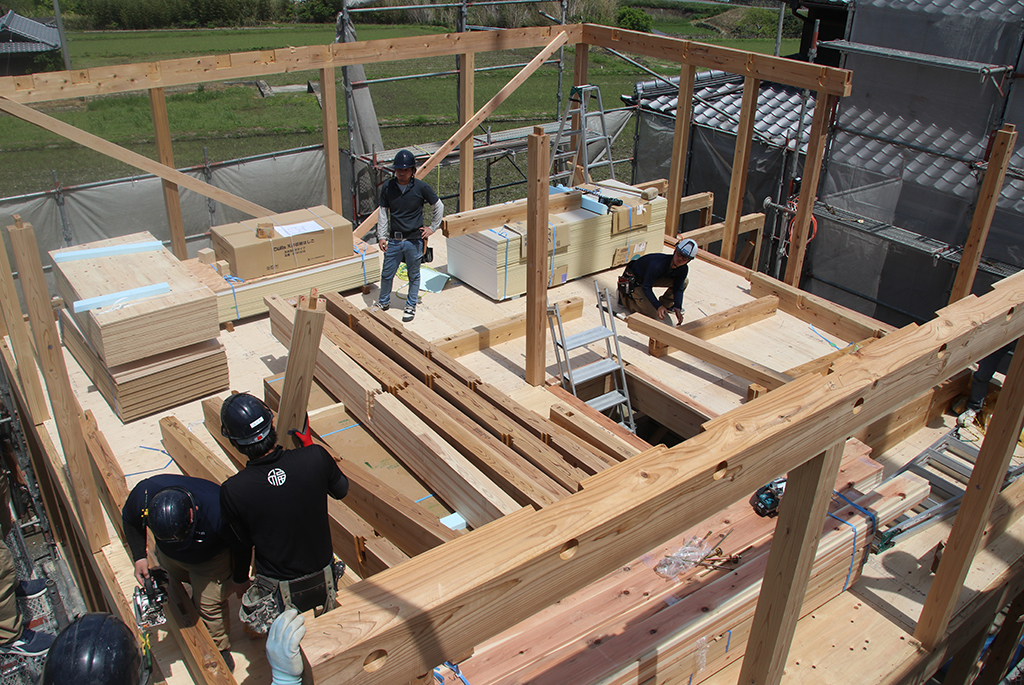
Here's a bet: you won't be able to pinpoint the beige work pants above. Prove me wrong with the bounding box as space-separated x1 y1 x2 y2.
0 473 20 643
156 547 232 650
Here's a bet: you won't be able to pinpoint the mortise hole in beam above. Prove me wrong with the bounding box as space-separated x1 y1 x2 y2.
363 649 388 673
559 539 579 560
937 343 947 359
713 462 728 480
852 397 865 414
1008 307 1016 322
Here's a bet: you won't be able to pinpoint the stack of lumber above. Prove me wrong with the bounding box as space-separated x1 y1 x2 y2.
459 450 930 685
183 249 381 323
51 232 227 422
447 187 667 300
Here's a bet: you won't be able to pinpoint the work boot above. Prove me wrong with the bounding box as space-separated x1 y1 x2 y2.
403 305 415 322
957 408 977 428
0 628 53 656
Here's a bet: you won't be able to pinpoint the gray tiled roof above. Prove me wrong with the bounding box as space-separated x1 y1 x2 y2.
0 10 60 50
626 71 817 153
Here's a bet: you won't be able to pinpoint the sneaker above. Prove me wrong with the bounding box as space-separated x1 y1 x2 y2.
220 649 235 672
0 629 53 656
372 300 390 312
957 408 977 428
15 579 47 600
402 305 415 322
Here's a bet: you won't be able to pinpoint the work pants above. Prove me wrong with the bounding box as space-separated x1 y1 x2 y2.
967 340 1017 412
156 547 232 650
622 276 687 321
379 238 423 309
0 473 20 643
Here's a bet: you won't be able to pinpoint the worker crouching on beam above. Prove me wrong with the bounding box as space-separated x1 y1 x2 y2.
618 238 697 325
218 393 349 633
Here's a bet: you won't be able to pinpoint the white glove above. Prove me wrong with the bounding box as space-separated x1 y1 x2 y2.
267 609 305 685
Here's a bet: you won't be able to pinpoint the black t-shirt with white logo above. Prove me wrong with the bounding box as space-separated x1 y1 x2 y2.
220 444 348 582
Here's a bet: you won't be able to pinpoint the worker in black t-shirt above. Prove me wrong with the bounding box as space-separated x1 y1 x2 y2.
618 238 696 325
218 392 349 632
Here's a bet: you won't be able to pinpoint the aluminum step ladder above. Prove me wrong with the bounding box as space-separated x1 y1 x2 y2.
549 84 616 185
871 428 1024 553
548 281 635 432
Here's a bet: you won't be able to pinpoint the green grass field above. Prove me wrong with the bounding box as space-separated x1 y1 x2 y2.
0 19 799 199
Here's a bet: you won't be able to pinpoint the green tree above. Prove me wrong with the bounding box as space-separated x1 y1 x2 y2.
616 6 652 33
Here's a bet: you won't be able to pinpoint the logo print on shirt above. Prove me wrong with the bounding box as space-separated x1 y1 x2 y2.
267 468 287 487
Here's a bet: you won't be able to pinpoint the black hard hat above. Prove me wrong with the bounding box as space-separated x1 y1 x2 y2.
220 392 274 446
147 486 196 543
41 613 148 685
393 149 416 169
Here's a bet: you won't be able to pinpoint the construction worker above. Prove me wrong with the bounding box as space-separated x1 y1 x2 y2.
375 148 444 322
618 238 697 325
41 613 146 684
957 340 1017 428
122 475 246 671
218 393 349 633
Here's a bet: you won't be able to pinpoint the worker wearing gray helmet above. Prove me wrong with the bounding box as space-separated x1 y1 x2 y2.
617 238 697 325
374 149 444 323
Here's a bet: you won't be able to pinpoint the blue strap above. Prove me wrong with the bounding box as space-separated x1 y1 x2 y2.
124 447 173 478
833 490 877 534
443 661 472 685
320 422 360 438
223 274 244 319
355 243 369 285
725 629 731 652
826 511 857 591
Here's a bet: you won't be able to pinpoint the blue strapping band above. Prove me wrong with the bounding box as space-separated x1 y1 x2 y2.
223 275 244 319
125 447 174 478
433 667 444 684
827 511 857 591
444 661 472 685
321 423 360 437
688 675 693 685
355 243 368 285
415 494 435 503
809 324 840 350
833 490 877 534
725 629 731 652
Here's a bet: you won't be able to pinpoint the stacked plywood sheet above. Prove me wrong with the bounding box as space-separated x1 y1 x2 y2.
448 188 667 300
51 233 227 421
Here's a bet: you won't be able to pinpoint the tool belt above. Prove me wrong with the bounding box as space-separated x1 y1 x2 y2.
239 559 345 633
390 231 421 241
617 267 638 298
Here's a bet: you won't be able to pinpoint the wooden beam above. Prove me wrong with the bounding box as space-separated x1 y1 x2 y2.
276 290 327 446
0 97 272 218
625 313 792 390
321 65 344 214
949 123 1017 304
441 191 582 238
148 87 187 260
783 337 876 378
352 31 569 240
546 384 653 454
784 92 837 286
432 296 583 357
678 295 778 340
721 76 759 261
975 585 1024 684
7 220 108 552
625 365 717 439
916 334 1024 650
458 50 475 212
79 410 128 540
0 231 47 423
526 126 550 386
665 65 696 236
675 212 764 249
300 271 1024 685
549 403 638 462
737 441 845 684
0 27 584 105
159 416 236 484
748 271 894 342
581 26 851 96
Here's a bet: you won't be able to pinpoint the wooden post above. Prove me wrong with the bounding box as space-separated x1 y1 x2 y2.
569 43 590 180
277 289 328 446
458 51 475 212
975 586 1024 684
148 87 187 260
949 123 1017 304
525 126 550 386
721 76 759 261
784 92 837 286
665 65 696 236
915 334 1024 650
737 440 845 684
0 230 48 422
321 64 344 214
6 220 109 552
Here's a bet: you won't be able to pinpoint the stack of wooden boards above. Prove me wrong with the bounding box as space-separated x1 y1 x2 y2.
51 233 228 422
446 186 668 300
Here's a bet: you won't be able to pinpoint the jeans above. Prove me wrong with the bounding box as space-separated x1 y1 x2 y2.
968 340 1016 411
379 238 422 309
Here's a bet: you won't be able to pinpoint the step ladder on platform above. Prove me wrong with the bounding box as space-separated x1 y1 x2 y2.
549 84 616 185
548 281 636 432
872 428 1024 553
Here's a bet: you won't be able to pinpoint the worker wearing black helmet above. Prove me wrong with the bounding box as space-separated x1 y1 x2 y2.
218 393 349 633
122 475 247 671
374 148 445 323
617 238 697 326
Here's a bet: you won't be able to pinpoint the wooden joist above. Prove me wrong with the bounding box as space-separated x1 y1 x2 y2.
548 403 639 462
626 313 792 391
677 295 779 341
625 365 717 439
276 290 327 445
299 270 1024 685
674 212 764 248
747 271 894 343
442 191 584 238
431 296 584 357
